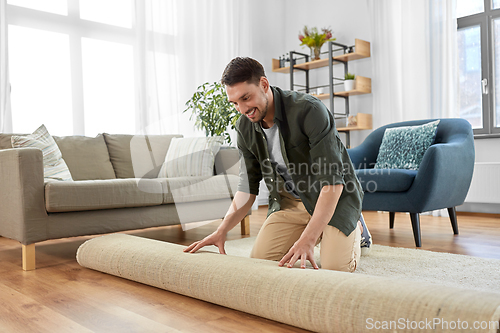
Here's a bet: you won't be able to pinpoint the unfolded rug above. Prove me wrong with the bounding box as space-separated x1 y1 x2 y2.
220 237 500 294
77 234 500 333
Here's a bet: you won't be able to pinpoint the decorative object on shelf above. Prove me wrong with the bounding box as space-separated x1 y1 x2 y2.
184 82 240 145
348 115 358 127
298 26 335 61
344 72 355 91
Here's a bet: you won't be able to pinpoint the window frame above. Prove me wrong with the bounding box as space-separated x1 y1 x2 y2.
458 0 500 138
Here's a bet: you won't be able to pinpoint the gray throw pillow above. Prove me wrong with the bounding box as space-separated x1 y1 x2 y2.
374 120 440 170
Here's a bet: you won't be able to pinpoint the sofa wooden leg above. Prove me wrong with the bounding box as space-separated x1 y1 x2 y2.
240 216 250 236
409 213 422 247
22 244 36 271
389 212 395 229
448 207 459 235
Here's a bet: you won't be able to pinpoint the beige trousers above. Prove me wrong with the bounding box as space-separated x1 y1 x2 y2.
250 196 361 272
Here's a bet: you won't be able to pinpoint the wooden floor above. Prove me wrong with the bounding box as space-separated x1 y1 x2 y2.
0 209 499 332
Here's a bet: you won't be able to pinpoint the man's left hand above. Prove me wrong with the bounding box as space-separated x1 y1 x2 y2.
278 238 319 269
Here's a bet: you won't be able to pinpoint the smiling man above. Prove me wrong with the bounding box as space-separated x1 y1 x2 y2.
184 57 371 272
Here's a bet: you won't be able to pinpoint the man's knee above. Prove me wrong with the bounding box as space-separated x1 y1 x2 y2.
321 257 358 273
250 246 282 261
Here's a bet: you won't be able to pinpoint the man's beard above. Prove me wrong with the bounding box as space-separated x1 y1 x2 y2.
256 91 269 124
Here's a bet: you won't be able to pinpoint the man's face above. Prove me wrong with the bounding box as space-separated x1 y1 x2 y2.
226 80 269 124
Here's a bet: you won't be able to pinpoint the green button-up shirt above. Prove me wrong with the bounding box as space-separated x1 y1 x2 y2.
236 86 364 237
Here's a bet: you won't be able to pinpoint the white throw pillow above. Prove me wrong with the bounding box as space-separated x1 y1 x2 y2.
158 136 224 178
11 124 73 181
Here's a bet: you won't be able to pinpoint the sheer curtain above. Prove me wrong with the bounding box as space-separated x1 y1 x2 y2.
134 0 252 136
0 0 12 133
368 0 458 129
368 0 458 217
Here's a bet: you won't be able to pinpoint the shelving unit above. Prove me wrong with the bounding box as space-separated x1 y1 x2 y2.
272 38 372 147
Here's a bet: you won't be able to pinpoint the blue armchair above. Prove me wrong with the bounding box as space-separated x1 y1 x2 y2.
347 119 475 247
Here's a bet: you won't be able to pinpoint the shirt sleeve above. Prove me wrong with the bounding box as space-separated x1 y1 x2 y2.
302 101 346 187
236 129 262 195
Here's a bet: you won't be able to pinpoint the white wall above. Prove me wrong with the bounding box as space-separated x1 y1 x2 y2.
458 138 500 213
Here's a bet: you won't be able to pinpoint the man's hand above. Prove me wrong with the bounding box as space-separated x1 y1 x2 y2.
278 238 319 269
183 230 227 254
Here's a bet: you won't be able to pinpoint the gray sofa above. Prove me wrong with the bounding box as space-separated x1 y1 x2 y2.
0 133 247 270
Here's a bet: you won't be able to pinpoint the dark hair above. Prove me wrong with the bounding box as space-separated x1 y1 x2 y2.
221 57 266 87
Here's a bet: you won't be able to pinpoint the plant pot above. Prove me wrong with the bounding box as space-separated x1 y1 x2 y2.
344 79 355 92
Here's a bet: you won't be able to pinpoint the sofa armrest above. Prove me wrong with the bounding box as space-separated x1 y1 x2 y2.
214 147 240 176
0 148 48 244
407 130 475 212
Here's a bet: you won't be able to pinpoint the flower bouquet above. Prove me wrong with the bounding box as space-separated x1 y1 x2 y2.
298 26 336 61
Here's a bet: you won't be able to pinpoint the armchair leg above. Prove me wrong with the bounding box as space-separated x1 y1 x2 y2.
22 244 36 271
389 212 395 229
448 207 459 235
409 213 422 247
240 216 250 235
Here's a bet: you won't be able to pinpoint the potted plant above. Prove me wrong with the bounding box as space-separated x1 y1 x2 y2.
298 26 335 61
184 82 240 145
344 72 355 92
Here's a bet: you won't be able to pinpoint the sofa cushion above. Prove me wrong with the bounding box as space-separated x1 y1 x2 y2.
54 134 116 181
45 179 163 213
158 136 224 178
374 120 440 170
158 174 239 204
355 169 418 193
103 134 182 179
11 125 73 181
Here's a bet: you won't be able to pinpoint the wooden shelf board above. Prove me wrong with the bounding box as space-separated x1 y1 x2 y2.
337 112 372 131
272 39 371 73
294 58 342 70
333 53 368 62
334 39 371 62
272 58 297 73
336 125 372 131
272 39 370 74
312 77 371 99
334 90 371 97
272 66 293 73
312 93 330 100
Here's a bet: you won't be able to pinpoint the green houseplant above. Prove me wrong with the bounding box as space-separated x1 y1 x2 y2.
344 72 355 91
184 82 241 145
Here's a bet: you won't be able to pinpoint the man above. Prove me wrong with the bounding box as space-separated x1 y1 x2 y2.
184 57 371 272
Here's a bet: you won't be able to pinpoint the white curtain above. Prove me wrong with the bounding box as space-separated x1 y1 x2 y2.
368 0 458 129
134 0 252 136
368 0 457 217
0 0 13 133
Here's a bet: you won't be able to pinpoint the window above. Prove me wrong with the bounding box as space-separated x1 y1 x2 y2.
6 0 171 137
457 0 500 136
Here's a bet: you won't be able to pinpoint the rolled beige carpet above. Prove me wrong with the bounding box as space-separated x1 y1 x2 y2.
77 234 500 333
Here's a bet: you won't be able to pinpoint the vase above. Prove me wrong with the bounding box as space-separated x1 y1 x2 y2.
312 46 321 61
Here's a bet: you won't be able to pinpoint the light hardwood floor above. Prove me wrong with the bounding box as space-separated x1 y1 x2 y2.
0 209 499 332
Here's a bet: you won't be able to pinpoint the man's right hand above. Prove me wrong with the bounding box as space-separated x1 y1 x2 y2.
183 230 227 254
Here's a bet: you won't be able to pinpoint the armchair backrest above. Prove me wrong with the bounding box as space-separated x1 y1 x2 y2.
348 118 473 169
